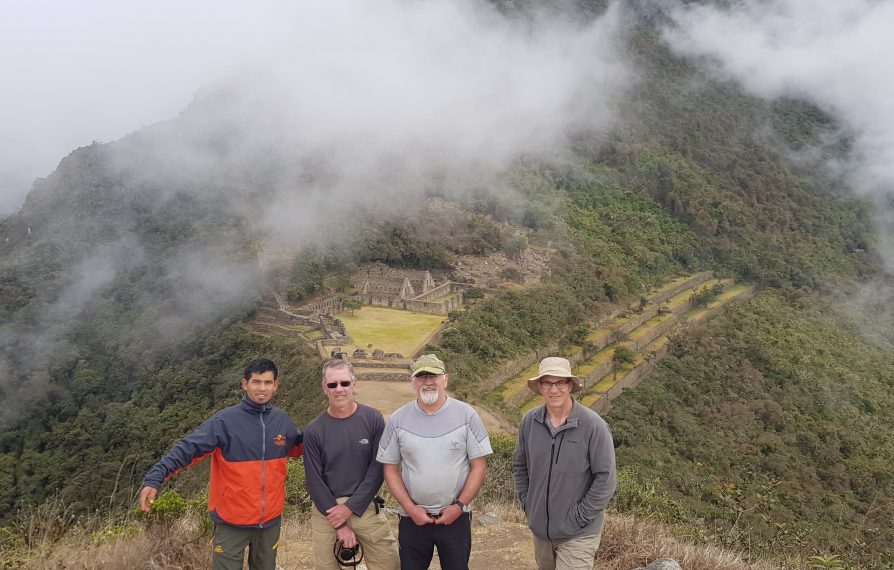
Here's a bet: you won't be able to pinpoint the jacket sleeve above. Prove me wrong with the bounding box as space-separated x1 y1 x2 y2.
575 420 617 523
288 425 304 457
512 416 530 509
345 410 386 517
142 415 222 489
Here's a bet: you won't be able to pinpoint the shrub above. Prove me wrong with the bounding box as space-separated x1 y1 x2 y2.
479 434 518 505
284 458 312 518
464 287 485 300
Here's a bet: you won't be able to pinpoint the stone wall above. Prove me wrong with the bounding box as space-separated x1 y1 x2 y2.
580 359 614 391
624 315 679 353
403 296 461 315
412 282 470 302
301 297 344 315
482 342 561 393
590 342 670 415
648 271 714 305
354 371 413 382
363 293 400 308
616 307 659 338
347 360 411 369
251 323 308 337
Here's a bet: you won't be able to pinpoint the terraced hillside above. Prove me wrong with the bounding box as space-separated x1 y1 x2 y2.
247 302 324 342
493 272 754 416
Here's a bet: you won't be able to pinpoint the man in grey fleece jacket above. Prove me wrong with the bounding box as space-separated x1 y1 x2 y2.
513 357 617 570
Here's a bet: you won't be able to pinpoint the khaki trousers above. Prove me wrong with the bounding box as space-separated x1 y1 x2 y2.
310 498 399 570
532 532 602 570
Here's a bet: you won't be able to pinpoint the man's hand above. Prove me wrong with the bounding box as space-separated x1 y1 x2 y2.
434 503 463 525
326 503 353 529
139 486 158 513
336 525 357 549
406 504 435 526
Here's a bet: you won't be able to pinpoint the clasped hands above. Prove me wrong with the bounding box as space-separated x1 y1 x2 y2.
406 503 462 526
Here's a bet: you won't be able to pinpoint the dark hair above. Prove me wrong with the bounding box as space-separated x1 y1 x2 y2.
244 358 279 381
322 359 354 379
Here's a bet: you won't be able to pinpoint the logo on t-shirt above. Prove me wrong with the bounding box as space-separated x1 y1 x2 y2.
449 440 460 450
273 434 286 446
358 438 370 445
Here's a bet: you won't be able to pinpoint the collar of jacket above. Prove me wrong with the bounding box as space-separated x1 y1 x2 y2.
533 399 581 431
240 394 273 414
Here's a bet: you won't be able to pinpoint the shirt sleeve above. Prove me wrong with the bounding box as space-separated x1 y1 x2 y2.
376 416 401 464
303 425 339 514
465 408 493 459
345 409 386 516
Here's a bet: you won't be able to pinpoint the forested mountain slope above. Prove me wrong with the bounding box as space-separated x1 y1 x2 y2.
0 1 890 566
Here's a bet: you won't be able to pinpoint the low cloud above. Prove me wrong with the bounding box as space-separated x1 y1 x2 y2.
661 0 894 268
0 0 631 217
0 0 635 425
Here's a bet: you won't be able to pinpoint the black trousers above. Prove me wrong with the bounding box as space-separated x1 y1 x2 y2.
398 512 472 570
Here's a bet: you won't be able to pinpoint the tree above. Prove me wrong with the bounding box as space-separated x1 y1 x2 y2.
343 299 361 316
612 345 636 381
464 287 485 300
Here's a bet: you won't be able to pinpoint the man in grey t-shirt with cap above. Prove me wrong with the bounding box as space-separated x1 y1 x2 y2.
377 354 492 570
513 356 617 570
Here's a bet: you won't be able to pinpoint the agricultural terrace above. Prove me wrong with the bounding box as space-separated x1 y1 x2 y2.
339 306 445 356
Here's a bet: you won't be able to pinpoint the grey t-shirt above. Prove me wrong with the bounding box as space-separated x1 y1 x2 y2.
304 403 386 517
377 397 493 514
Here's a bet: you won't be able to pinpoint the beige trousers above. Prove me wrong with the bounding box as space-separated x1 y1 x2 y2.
310 497 399 570
532 532 602 570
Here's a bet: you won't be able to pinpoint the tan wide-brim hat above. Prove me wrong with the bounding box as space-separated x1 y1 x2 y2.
527 356 582 394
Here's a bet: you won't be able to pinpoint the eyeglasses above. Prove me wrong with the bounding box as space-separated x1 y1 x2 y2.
539 379 571 391
326 381 353 389
413 373 442 380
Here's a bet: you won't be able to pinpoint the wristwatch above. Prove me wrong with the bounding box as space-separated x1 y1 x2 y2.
453 499 466 510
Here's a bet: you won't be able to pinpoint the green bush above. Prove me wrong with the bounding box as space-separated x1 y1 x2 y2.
140 490 188 524
479 434 518 505
613 467 685 520
284 458 313 518
90 523 139 545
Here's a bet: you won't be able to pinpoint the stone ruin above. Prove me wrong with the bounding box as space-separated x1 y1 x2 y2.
359 268 471 315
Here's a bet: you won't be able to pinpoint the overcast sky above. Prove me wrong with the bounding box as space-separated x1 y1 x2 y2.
0 1 275 214
0 0 629 217
5 0 891 244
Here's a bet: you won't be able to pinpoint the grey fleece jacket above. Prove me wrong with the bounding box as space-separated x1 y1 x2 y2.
512 400 617 541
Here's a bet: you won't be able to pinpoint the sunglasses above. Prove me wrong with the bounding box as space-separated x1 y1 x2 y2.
326 380 353 389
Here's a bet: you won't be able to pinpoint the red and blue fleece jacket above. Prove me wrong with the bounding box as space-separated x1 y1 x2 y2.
143 395 303 528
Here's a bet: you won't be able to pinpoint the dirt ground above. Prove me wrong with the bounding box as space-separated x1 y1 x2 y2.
276 511 537 570
355 380 516 434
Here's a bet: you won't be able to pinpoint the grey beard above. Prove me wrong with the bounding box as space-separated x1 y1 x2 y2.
420 391 439 405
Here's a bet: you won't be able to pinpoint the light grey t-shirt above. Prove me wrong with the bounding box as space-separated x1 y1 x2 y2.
377 397 492 514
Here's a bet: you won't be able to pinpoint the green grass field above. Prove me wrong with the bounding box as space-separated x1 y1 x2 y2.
340 306 445 356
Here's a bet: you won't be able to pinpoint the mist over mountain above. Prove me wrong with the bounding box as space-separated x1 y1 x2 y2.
1 0 629 424
1 0 892 566
662 0 894 268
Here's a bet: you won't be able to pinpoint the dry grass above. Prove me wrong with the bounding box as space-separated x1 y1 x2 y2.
597 513 782 570
3 503 796 570
6 515 211 570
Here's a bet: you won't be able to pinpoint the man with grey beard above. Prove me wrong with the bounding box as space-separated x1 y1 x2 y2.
377 354 492 570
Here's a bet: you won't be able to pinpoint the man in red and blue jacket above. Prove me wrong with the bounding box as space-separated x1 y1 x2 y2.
139 358 303 570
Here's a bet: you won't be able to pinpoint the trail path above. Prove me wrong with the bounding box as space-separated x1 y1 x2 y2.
277 514 535 569
355 380 515 434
